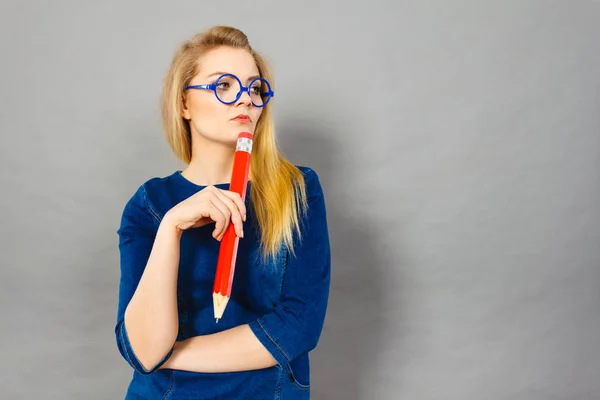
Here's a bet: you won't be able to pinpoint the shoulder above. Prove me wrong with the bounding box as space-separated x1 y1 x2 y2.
119 171 181 230
293 165 327 221
294 165 324 199
140 171 180 198
124 172 176 209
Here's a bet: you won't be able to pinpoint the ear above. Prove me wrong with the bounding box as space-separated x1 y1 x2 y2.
181 94 191 120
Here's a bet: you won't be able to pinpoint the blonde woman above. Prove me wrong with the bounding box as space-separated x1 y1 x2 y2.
115 25 331 399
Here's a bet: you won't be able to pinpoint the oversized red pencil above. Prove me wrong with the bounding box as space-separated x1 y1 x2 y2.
213 132 253 322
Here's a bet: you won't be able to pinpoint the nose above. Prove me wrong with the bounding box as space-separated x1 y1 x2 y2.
235 88 253 107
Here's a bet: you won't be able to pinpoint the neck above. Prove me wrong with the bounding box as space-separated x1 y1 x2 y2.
182 134 236 186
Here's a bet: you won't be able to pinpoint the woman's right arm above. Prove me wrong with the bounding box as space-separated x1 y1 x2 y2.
115 183 246 375
114 185 181 375
121 214 182 373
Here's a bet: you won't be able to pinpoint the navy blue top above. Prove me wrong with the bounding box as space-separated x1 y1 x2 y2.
115 166 331 399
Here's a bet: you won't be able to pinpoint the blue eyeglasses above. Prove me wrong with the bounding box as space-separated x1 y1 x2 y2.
185 73 274 107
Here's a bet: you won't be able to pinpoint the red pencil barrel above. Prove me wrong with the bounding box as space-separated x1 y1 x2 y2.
213 133 253 299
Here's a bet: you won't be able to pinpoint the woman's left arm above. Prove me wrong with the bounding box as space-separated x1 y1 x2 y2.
161 167 331 373
160 324 277 372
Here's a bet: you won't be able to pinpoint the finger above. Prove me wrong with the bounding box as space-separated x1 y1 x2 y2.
213 189 245 238
208 194 232 239
207 203 227 240
219 190 247 222
213 189 244 238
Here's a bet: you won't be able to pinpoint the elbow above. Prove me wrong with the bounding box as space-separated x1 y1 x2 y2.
303 318 324 354
291 303 327 353
132 347 174 376
115 319 175 375
249 303 327 368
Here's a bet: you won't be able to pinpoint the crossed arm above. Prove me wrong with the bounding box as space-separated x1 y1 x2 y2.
115 169 330 375
159 324 277 373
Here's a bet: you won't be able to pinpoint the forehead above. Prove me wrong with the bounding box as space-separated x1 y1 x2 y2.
197 47 259 78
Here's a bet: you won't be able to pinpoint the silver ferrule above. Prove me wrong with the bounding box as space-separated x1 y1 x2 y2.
236 137 253 153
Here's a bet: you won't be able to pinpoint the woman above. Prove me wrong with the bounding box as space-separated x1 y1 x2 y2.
114 25 331 399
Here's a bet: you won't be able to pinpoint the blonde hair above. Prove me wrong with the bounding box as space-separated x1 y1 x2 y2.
160 25 308 262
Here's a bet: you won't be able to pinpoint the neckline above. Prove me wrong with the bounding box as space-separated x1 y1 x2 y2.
174 170 230 189
174 170 252 189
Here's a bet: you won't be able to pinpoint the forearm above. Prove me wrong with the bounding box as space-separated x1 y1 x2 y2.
161 324 277 373
124 214 182 370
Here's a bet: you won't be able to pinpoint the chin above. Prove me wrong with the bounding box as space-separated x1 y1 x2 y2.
227 131 242 142
228 127 254 139
217 132 240 147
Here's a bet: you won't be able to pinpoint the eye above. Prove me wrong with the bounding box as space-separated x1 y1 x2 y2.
250 84 262 95
216 81 230 90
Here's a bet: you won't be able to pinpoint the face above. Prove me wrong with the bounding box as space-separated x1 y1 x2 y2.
182 47 264 145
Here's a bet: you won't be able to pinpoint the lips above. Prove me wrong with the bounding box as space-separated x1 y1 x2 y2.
232 114 251 123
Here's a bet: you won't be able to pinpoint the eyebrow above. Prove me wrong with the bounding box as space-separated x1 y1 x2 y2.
206 71 261 82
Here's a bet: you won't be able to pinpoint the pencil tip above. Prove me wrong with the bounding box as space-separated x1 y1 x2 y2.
215 318 219 323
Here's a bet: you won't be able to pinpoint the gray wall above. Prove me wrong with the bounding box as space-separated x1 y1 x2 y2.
1 1 599 399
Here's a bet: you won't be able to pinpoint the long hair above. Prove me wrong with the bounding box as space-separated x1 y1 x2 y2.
160 25 307 262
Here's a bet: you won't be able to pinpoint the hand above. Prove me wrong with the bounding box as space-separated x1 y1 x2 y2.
163 186 247 240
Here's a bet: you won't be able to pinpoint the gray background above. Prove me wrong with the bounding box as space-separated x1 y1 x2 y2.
1 1 599 399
